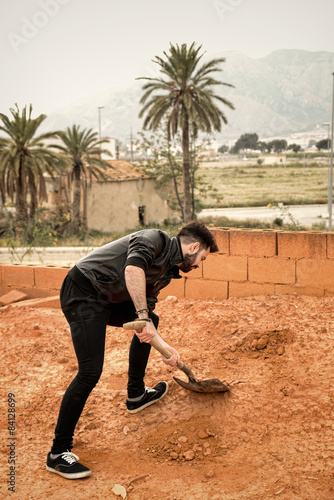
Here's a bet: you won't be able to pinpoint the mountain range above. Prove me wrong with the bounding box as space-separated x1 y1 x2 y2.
42 49 334 145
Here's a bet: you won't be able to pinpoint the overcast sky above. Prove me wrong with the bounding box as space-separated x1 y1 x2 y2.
1 0 334 116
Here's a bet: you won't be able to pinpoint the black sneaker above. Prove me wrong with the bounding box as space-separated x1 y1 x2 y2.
46 451 92 479
126 381 168 414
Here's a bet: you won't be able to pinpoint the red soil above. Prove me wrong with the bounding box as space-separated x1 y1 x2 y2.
1 294 334 499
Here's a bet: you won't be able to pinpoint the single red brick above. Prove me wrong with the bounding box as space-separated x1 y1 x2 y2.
278 231 326 259
249 257 296 284
2 265 35 287
297 259 334 289
0 289 28 305
230 229 277 257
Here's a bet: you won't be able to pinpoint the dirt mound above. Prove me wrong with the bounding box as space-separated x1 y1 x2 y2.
222 328 291 360
1 294 334 499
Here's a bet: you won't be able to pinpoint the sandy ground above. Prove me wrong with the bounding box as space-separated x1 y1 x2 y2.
1 294 334 499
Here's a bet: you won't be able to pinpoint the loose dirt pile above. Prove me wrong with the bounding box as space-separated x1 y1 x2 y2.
1 294 334 499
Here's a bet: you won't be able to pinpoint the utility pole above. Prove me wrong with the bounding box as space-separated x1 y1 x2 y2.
130 127 134 162
98 105 104 141
322 122 331 215
98 105 104 160
127 128 134 161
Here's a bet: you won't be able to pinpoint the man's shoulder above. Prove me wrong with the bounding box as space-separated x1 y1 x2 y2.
132 229 171 243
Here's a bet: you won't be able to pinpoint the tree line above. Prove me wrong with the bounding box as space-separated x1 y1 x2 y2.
220 133 331 155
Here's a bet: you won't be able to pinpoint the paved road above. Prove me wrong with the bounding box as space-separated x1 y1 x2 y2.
198 204 330 229
0 205 331 265
0 246 95 266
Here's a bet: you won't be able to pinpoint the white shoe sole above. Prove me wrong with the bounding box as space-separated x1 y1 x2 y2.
46 465 92 479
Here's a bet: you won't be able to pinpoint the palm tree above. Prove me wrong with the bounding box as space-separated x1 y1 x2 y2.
0 104 62 227
138 42 235 222
53 125 112 231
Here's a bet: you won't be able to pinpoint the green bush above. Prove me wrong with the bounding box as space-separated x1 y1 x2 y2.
0 206 71 248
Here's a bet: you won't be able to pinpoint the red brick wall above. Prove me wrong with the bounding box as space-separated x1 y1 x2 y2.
1 228 334 302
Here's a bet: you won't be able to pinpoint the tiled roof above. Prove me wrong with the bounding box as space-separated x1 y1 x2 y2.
98 160 150 181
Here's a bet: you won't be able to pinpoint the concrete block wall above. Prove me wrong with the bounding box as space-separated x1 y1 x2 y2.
160 228 334 300
1 228 334 303
0 265 68 299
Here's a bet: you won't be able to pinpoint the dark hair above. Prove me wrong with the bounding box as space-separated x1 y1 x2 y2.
178 220 219 253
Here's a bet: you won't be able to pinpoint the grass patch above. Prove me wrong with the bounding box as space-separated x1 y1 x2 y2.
197 160 328 208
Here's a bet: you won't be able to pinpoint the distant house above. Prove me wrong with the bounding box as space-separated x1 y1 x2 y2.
44 160 172 232
259 155 286 165
305 145 318 153
198 148 217 160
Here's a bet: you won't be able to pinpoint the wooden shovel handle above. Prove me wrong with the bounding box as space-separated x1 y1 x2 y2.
123 320 185 370
123 320 148 332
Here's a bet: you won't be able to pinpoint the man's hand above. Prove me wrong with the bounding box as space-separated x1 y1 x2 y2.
161 345 180 367
135 320 157 343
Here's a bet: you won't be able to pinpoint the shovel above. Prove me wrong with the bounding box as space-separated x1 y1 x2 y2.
123 320 229 393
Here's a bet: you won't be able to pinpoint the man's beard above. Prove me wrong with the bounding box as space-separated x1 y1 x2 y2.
179 252 199 273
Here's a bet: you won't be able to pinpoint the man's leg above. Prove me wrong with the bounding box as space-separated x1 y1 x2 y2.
127 312 159 398
107 302 167 413
51 302 110 453
126 313 168 413
47 275 110 479
104 300 156 399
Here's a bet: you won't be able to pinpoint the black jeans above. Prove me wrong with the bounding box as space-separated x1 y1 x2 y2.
51 272 159 454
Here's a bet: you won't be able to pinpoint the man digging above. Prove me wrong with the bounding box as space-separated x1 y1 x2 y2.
46 221 218 479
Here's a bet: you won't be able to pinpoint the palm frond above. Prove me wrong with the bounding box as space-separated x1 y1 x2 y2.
137 42 234 139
